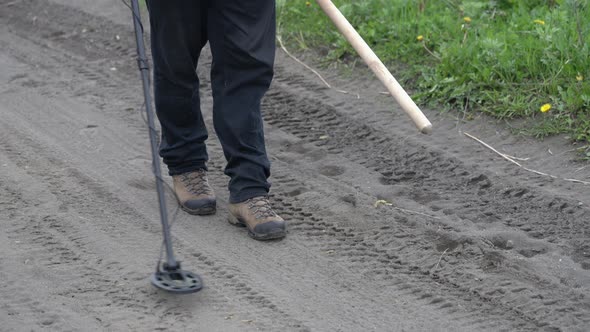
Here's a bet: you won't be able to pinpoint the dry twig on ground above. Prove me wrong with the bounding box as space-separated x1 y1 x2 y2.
276 34 359 98
464 132 590 186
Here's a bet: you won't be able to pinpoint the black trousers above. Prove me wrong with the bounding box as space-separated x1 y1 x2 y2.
146 0 275 203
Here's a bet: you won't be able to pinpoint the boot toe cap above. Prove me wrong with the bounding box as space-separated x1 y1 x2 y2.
252 220 286 240
182 198 217 215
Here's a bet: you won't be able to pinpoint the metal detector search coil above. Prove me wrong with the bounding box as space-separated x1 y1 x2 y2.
151 263 204 294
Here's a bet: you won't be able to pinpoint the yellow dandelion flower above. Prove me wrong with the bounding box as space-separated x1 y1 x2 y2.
534 19 545 25
576 73 584 81
463 17 472 23
540 104 551 113
417 35 424 41
305 1 311 6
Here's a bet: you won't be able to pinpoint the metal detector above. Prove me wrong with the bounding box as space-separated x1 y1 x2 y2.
129 0 203 294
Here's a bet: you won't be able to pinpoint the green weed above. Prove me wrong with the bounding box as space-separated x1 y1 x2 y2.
277 0 590 150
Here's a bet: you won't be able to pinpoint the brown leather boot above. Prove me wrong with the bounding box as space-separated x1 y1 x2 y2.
228 196 286 240
172 169 216 215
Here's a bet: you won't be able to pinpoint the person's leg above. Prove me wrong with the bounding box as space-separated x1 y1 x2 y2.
147 0 209 175
147 1 216 215
207 0 275 203
208 0 285 240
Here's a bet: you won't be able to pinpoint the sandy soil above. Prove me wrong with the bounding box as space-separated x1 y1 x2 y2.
1 0 589 331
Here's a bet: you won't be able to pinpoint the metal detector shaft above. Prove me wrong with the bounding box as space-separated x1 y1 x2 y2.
130 0 178 270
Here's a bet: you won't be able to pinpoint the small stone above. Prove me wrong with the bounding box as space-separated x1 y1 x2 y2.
41 319 54 326
505 240 514 249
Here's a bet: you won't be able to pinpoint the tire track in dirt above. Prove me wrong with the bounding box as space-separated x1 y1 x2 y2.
0 179 104 331
188 122 538 330
250 148 589 331
0 125 202 330
196 56 584 332
266 41 590 331
2 0 589 331
0 23 309 326
0 119 307 331
263 84 589 246
1 3 489 330
0 43 453 331
0 24 376 329
1 18 394 329
265 72 590 260
202 140 533 331
261 75 590 330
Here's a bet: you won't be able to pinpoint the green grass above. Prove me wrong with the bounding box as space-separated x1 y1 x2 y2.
277 0 590 156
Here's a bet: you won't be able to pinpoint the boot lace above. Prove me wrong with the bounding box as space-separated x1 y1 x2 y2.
180 169 213 196
246 196 278 220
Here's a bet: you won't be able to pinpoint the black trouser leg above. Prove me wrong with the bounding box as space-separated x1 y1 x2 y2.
208 0 276 203
147 0 209 175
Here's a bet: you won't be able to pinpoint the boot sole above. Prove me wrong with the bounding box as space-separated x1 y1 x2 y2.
227 214 286 241
179 202 217 216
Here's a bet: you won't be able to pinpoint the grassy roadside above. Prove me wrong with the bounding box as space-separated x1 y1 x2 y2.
277 0 590 157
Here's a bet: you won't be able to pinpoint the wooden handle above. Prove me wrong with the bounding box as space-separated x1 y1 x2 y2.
315 0 432 134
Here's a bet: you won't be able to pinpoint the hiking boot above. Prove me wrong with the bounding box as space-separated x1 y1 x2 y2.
172 169 216 215
228 196 286 241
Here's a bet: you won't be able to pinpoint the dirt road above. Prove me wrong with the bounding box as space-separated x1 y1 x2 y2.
1 0 589 330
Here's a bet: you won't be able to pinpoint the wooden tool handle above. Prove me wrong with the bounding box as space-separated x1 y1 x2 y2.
315 0 433 134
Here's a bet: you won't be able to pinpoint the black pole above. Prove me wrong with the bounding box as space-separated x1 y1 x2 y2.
130 0 178 270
